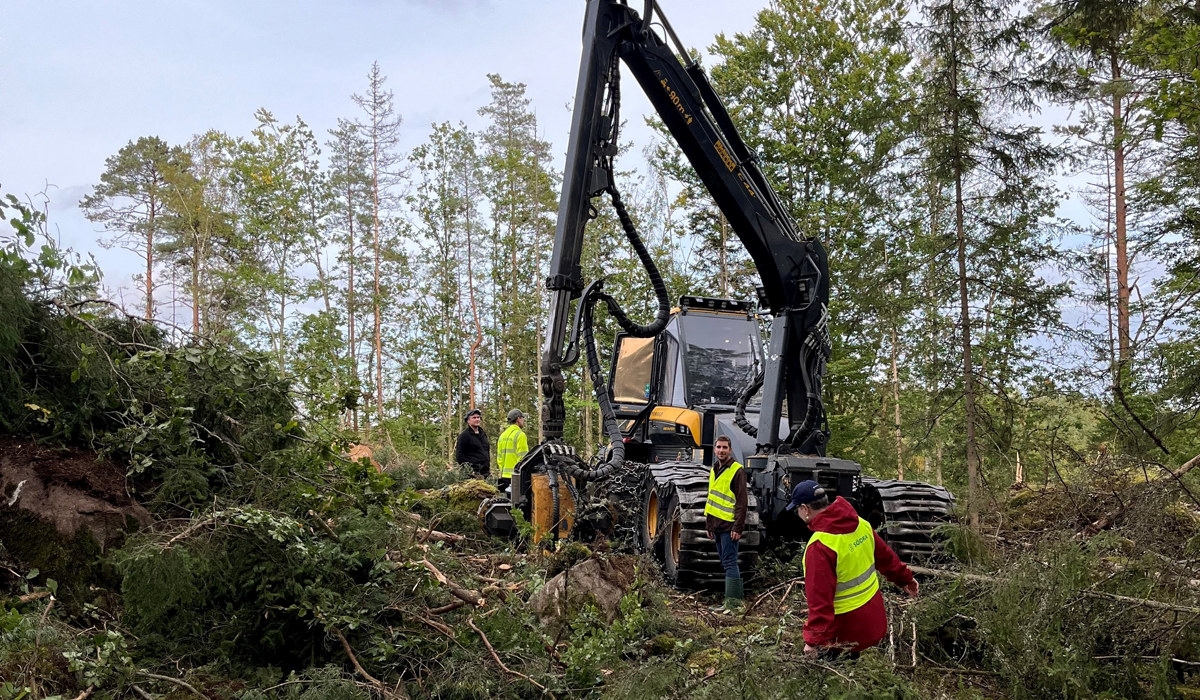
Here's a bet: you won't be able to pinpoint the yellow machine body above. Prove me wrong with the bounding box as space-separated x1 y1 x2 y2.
529 472 575 541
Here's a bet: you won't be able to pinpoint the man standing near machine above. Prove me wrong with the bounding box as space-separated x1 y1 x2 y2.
705 435 747 612
496 409 528 492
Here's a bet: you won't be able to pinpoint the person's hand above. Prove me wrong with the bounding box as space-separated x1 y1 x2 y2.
902 579 920 598
730 531 741 541
706 531 714 540
803 644 818 657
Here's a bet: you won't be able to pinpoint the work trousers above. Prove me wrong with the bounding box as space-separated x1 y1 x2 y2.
715 530 741 579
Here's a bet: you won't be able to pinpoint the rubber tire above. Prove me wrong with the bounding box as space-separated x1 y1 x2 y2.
655 488 684 584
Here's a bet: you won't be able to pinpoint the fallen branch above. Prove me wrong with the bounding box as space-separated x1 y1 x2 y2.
1094 655 1200 666
421 529 465 545
308 510 340 541
131 685 154 700
1079 451 1200 537
71 686 94 700
333 627 408 699
15 591 51 604
910 565 1200 615
421 558 485 606
428 600 467 615
414 614 455 638
138 671 208 700
34 596 54 647
164 518 218 549
746 577 802 615
467 618 549 695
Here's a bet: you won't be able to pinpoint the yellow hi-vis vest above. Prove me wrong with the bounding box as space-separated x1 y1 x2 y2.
704 461 743 522
804 516 881 614
496 424 528 479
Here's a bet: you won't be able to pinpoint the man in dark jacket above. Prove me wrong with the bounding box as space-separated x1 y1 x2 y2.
454 408 490 477
705 435 747 611
786 480 919 656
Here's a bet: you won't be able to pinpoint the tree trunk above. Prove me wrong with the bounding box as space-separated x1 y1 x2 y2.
1111 51 1131 366
372 147 384 425
947 9 981 529
347 184 360 432
146 196 157 321
891 323 904 481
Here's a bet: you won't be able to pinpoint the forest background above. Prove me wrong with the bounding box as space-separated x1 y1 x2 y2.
2 0 1200 696
8 0 1195 517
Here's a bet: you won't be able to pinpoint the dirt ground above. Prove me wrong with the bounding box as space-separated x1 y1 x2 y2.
0 435 150 548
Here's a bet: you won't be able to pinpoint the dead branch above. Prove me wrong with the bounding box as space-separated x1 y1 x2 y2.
746 577 801 615
420 529 465 545
34 596 54 647
332 627 408 699
138 671 208 700
50 299 161 351
130 685 154 700
421 558 485 607
1079 452 1200 537
308 510 340 541
71 686 94 700
1113 380 1170 456
419 515 444 544
164 518 218 549
429 600 467 615
15 591 51 604
467 618 550 696
414 615 455 638
1094 655 1200 666
910 565 1200 615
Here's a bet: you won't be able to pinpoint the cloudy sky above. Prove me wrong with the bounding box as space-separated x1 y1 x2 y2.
1 0 766 291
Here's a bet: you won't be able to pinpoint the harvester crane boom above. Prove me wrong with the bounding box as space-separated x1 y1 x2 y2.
540 0 832 455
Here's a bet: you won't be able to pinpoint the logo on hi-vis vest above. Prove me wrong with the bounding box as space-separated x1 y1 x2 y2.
853 534 869 547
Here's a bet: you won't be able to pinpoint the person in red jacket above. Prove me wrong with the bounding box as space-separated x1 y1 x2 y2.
785 480 919 657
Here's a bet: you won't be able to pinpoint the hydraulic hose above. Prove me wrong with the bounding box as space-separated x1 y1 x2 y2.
733 369 764 438
548 465 562 541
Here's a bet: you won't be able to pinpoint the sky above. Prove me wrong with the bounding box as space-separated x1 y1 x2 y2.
0 0 767 294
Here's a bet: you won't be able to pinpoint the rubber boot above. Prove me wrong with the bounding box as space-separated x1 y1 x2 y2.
708 576 736 612
722 577 745 614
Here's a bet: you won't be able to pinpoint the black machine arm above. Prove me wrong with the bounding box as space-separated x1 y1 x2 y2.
541 0 832 455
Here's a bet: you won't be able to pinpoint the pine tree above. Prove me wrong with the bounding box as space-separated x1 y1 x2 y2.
81 136 191 321
478 75 558 437
410 122 479 466
327 120 373 431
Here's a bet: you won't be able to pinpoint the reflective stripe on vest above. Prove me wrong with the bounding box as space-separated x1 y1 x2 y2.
703 461 743 522
496 424 528 479
804 517 880 614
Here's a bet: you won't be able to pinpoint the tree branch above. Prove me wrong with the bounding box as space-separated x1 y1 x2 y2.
467 618 549 695
332 627 408 699
138 671 209 700
421 558 484 606
909 565 1200 614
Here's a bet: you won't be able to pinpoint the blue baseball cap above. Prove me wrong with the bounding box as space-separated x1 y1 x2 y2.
785 480 826 511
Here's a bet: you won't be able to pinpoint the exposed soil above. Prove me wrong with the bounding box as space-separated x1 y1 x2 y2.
0 435 150 548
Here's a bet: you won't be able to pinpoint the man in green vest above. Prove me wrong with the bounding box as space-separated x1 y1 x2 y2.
705 435 747 612
496 409 528 492
786 480 919 657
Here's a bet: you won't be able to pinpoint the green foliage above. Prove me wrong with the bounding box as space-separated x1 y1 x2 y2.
115 448 404 669
62 629 135 690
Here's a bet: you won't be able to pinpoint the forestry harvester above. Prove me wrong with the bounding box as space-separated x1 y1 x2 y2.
479 0 954 587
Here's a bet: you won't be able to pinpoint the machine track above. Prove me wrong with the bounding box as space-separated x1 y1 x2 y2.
858 478 956 561
642 461 763 589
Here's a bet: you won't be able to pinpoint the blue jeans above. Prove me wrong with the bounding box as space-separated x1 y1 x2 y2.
715 531 741 579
